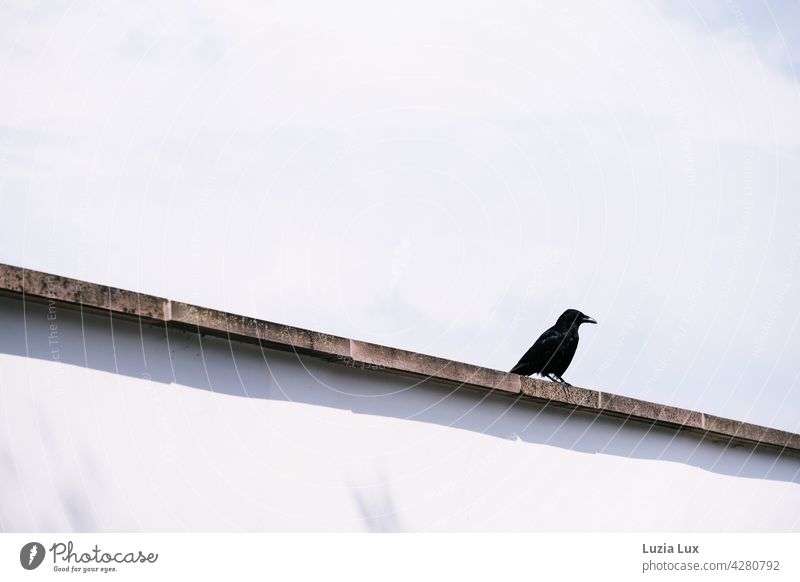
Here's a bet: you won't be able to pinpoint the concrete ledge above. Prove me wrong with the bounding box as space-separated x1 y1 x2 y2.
521 376 599 408
599 392 705 431
170 301 351 358
0 264 166 320
1 262 798 454
704 415 800 450
350 340 522 394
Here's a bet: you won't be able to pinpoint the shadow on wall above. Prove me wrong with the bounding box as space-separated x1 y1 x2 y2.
348 474 403 533
1 294 799 500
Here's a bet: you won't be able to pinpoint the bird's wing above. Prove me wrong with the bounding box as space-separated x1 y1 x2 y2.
545 332 578 376
510 327 563 374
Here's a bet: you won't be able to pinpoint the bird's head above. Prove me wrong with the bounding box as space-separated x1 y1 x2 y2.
556 309 597 331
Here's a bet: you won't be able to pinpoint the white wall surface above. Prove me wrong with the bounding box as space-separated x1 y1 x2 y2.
1 295 798 532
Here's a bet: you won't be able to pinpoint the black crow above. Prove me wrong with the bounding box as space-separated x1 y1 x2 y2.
510 309 596 385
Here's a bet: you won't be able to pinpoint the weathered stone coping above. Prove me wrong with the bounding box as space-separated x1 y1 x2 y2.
1 262 797 453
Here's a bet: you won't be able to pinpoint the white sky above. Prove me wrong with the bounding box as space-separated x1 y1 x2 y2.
1 0 799 432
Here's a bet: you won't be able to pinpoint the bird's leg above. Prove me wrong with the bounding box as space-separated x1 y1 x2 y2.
554 375 572 386
545 373 558 383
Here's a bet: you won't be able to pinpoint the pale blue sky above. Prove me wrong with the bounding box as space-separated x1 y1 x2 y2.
1 0 799 432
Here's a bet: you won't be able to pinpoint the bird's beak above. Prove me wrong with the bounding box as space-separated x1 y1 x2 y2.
583 315 597 324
